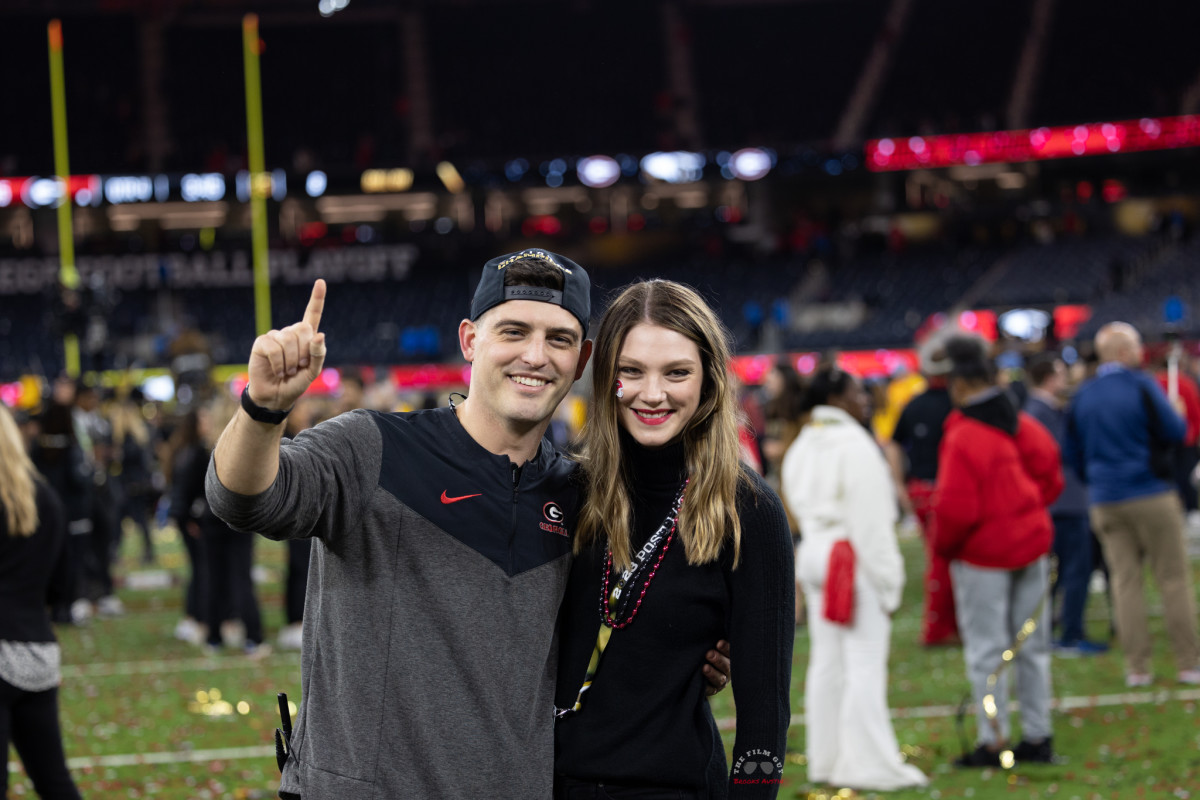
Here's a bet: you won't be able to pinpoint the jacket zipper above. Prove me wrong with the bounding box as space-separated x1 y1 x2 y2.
507 462 520 575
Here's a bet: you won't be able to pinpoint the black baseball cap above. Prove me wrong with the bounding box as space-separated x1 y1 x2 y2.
470 249 591 335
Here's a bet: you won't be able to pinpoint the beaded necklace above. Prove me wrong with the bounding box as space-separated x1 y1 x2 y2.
555 478 688 719
600 478 688 629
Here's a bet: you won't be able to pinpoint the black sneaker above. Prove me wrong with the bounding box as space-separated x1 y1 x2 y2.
954 745 1004 768
1013 737 1054 763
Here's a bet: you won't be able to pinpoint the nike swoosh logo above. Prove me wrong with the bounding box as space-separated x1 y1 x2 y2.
441 491 483 504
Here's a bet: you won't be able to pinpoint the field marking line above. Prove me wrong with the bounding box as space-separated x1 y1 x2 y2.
12 688 1199 773
61 655 298 679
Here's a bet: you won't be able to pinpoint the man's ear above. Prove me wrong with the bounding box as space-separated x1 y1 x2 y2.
458 319 478 362
574 339 594 381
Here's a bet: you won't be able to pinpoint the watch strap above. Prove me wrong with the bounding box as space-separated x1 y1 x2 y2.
241 386 292 425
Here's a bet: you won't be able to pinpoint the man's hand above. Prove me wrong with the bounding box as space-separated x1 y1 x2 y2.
247 280 327 412
703 640 731 697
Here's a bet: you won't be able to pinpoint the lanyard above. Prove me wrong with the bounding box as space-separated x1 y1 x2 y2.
555 481 687 719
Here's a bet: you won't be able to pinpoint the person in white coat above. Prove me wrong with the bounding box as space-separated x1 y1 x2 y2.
781 366 928 791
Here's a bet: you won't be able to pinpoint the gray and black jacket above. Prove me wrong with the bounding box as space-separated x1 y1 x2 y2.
206 405 579 799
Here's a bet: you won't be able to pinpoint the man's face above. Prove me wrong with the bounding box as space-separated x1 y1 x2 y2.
1126 337 1144 368
1048 360 1069 398
460 300 590 432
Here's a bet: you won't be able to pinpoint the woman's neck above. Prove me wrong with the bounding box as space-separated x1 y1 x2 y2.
622 429 687 492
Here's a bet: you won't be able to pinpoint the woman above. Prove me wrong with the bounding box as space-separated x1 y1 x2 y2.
30 401 92 625
780 366 927 790
760 359 807 625
173 397 268 656
165 410 209 644
0 403 84 799
932 335 1062 767
110 390 157 565
555 280 794 798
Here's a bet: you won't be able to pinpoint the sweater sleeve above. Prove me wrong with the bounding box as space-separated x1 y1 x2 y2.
931 428 979 560
206 410 381 547
842 436 905 612
727 473 795 798
1017 413 1065 507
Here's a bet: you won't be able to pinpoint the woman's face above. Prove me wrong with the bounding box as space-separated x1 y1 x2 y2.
831 376 869 423
615 323 704 448
763 368 784 400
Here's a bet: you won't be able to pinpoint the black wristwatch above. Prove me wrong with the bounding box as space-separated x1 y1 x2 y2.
241 386 293 425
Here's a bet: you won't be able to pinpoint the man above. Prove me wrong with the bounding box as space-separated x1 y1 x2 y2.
1064 322 1200 688
1023 353 1107 655
205 251 728 799
932 334 1063 767
888 329 958 646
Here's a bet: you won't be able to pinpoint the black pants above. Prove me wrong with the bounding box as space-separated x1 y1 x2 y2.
286 538 312 625
555 776 701 799
203 523 263 647
1176 444 1199 512
118 489 157 564
181 522 208 622
0 678 83 800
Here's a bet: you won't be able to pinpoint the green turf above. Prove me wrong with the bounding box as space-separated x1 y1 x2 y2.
8 524 1200 799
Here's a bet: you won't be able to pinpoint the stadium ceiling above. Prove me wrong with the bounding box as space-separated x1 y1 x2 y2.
0 0 827 14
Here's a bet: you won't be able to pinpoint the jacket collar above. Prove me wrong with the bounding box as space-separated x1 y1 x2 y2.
436 405 555 476
811 404 858 426
957 389 1019 436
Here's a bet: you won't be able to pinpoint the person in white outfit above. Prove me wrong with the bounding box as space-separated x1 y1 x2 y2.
781 366 928 791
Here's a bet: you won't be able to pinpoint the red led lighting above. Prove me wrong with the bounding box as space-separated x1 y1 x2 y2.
866 116 1200 172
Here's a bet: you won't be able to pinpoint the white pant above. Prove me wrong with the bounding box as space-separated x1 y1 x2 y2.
803 578 928 790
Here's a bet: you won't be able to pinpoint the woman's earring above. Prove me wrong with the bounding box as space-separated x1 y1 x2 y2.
615 380 624 399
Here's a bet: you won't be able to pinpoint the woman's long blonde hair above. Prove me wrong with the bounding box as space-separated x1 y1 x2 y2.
0 404 39 536
576 280 746 570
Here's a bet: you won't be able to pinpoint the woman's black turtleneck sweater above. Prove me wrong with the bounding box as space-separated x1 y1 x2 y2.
554 434 794 798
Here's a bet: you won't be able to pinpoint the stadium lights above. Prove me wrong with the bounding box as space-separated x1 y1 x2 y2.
577 156 621 188
361 168 413 193
729 148 773 181
436 162 465 194
318 0 349 17
867 114 1200 171
181 173 226 202
305 170 328 198
641 151 705 184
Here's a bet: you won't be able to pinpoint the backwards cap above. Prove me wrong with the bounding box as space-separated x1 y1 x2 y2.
470 249 591 334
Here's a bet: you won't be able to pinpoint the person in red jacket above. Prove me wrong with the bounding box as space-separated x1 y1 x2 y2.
1153 354 1200 516
932 335 1064 768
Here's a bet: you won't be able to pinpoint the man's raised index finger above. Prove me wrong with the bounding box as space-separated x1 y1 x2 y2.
304 279 326 332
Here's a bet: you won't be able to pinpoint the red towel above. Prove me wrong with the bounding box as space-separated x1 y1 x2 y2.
823 539 855 625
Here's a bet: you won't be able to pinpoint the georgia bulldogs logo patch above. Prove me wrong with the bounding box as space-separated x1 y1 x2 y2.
540 502 569 536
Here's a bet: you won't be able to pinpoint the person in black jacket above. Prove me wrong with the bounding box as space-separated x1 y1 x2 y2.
30 400 92 627
0 402 84 800
173 400 267 655
166 410 209 644
555 280 794 798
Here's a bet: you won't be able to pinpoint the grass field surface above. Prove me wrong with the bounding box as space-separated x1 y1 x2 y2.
8 525 1200 799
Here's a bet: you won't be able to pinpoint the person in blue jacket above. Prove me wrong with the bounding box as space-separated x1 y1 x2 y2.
1064 322 1199 688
